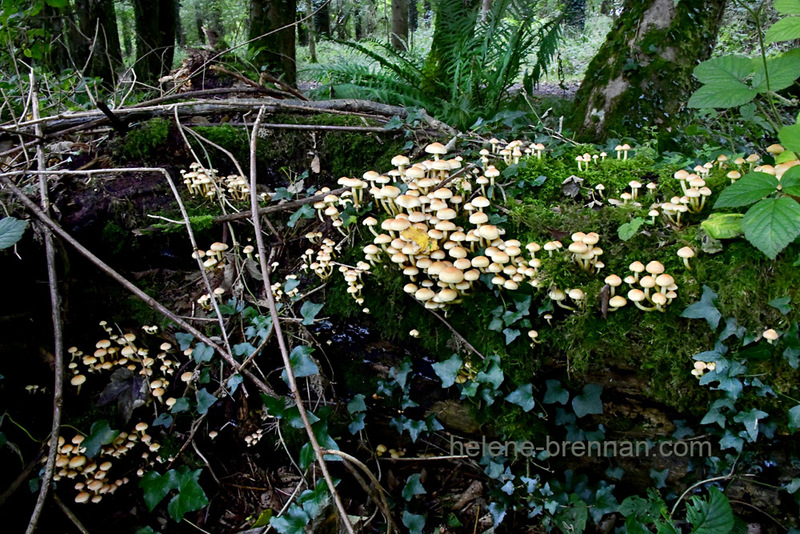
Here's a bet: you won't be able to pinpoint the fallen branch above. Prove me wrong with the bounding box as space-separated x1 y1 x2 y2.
25 70 66 534
247 106 354 534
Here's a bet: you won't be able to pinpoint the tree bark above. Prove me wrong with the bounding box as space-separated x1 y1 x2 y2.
314 0 331 36
570 0 728 141
307 0 318 62
249 0 297 87
74 0 123 88
391 0 409 50
132 0 177 84
563 0 585 30
409 0 418 32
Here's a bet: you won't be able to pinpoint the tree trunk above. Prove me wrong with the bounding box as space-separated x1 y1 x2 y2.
307 0 318 62
119 6 135 58
132 0 177 84
175 0 186 47
570 0 727 141
391 0 409 50
75 0 123 88
409 0 418 32
563 0 585 30
249 0 297 86
314 0 331 36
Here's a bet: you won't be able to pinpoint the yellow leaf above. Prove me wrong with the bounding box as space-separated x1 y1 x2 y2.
401 227 438 252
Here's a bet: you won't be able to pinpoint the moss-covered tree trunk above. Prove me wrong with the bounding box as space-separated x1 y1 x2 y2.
249 0 297 86
570 0 727 141
132 0 176 84
75 0 122 88
421 0 481 98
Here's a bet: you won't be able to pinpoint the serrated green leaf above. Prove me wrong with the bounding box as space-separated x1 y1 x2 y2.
701 213 743 239
766 17 800 43
775 0 800 15
572 384 603 418
167 468 208 522
753 49 800 92
0 217 28 249
618 217 645 241
779 122 800 153
681 285 722 330
688 84 756 109
505 384 535 412
139 469 179 512
299 301 323 325
402 511 426 534
780 165 800 195
694 55 753 85
82 420 119 458
714 172 779 208
192 343 214 364
686 487 734 534
543 379 570 405
788 404 800 432
741 197 800 258
195 388 217 415
432 354 462 388
402 473 427 500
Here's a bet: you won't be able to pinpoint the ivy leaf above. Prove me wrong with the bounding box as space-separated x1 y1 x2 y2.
713 172 778 208
733 409 768 442
741 197 800 259
402 511 426 534
270 504 311 533
167 468 209 522
170 397 191 413
226 374 243 395
768 296 792 315
139 469 179 512
195 388 217 415
0 217 28 249
572 384 603 418
618 217 645 241
348 412 365 435
175 333 194 351
282 345 318 381
503 328 520 344
347 394 367 414
287 204 315 227
82 420 119 458
686 487 734 534
766 16 800 43
402 473 427 501
681 285 722 330
192 343 214 364
788 405 800 432
505 384 535 412
476 355 504 389
432 354 462 388
152 413 173 428
299 301 323 325
543 379 570 405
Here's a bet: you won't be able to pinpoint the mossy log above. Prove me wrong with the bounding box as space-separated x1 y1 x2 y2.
570 0 727 141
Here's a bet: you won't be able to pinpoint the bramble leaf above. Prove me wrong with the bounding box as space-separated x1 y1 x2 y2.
741 197 800 259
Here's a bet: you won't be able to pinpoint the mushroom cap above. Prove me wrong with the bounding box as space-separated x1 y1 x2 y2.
629 261 645 273
609 295 627 308
439 266 465 284
391 155 410 167
605 274 622 287
210 242 229 252
424 142 448 156
645 261 665 275
677 246 695 259
763 328 779 340
627 289 646 302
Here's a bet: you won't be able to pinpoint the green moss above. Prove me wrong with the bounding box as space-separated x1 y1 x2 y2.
113 118 170 163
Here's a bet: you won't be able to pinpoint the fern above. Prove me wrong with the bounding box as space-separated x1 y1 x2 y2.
306 0 563 129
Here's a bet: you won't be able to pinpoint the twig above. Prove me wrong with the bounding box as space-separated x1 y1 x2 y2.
96 101 128 134
0 451 43 507
377 454 469 461
669 468 752 518
53 493 91 534
321 448 399 533
0 173 279 400
422 305 486 361
247 106 354 534
25 70 66 534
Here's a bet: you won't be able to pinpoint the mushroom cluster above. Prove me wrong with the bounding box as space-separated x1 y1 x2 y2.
197 241 229 271
301 235 337 280
691 360 716 378
53 434 132 504
567 232 603 273
180 163 249 201
607 260 678 313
